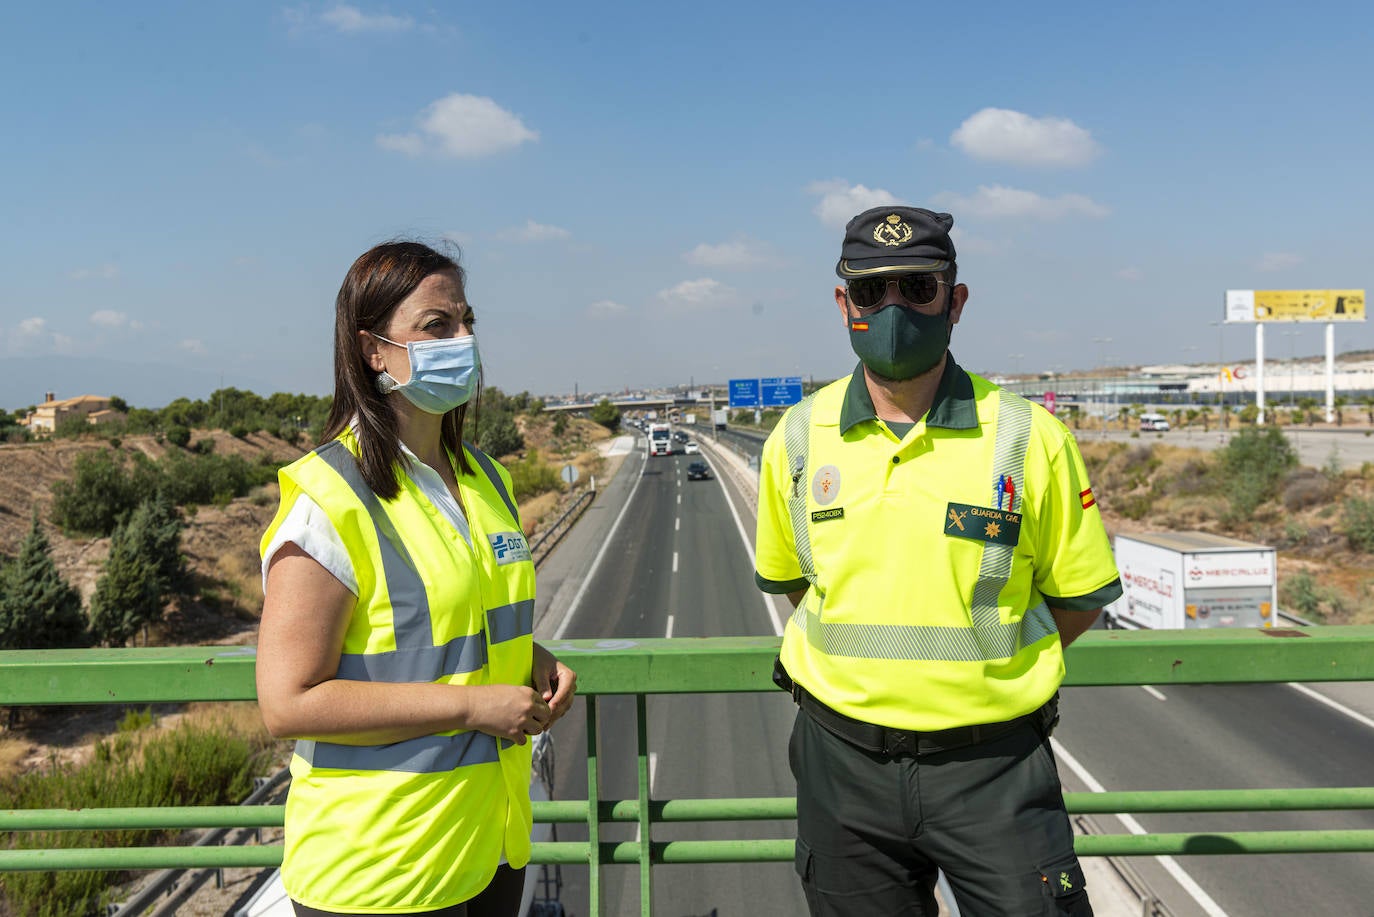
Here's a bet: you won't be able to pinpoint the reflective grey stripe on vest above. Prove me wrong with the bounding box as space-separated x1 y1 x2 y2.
466 444 519 522
785 389 1054 662
783 396 819 588
296 730 508 775
488 598 534 645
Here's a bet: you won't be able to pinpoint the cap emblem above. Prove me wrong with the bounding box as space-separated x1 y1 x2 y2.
873 214 913 248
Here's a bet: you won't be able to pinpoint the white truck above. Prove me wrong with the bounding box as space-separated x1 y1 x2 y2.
648 422 673 457
1103 531 1277 630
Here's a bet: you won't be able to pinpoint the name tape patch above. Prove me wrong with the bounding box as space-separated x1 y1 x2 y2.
489 532 532 565
811 507 845 524
944 502 1021 546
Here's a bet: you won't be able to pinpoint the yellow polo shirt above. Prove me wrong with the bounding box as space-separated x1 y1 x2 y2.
755 359 1121 731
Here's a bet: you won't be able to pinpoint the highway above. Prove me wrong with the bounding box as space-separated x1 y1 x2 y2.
536 441 804 917
532 428 1374 916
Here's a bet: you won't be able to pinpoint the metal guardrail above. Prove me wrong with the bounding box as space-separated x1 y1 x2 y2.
529 485 596 564
3 627 1374 915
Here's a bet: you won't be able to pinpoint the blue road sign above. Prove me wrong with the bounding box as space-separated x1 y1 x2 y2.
760 376 804 407
729 378 761 408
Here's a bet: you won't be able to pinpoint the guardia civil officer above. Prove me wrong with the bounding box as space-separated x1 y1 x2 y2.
257 241 576 916
755 207 1122 916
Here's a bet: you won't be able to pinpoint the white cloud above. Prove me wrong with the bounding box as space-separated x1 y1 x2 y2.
17 318 48 337
179 339 207 355
11 318 73 354
499 220 571 243
377 93 538 159
931 185 1109 220
655 278 738 312
89 310 138 329
1117 267 1144 281
951 108 1102 167
67 263 120 281
683 238 774 269
807 180 907 228
321 5 414 32
1256 252 1303 272
587 299 628 319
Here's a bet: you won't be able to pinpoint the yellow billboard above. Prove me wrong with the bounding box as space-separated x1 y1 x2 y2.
1225 289 1365 323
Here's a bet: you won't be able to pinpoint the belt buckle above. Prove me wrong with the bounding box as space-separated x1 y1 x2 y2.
883 729 915 757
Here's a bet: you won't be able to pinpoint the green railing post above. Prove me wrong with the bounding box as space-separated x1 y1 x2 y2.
585 696 601 917
636 693 652 917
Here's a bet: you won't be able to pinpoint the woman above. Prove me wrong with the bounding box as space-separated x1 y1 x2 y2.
257 241 576 916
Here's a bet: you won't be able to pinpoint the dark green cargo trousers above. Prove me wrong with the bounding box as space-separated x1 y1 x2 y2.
789 707 1091 916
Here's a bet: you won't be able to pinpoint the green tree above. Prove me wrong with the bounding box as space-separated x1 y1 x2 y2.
0 513 88 649
88 513 162 647
1334 395 1347 427
590 398 620 432
108 395 130 413
476 411 524 458
51 450 142 536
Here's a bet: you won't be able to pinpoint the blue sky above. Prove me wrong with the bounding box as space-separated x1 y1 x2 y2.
3 1 1371 409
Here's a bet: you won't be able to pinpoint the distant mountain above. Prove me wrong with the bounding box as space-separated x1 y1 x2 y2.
1 356 317 411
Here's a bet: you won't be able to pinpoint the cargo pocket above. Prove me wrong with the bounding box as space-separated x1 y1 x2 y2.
1039 856 1091 916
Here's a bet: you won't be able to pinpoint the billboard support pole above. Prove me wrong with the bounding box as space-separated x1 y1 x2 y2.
1325 323 1336 424
1256 324 1266 425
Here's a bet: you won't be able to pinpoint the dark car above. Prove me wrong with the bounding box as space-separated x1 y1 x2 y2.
686 461 711 480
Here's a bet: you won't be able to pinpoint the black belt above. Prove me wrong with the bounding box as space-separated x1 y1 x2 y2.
775 658 1055 757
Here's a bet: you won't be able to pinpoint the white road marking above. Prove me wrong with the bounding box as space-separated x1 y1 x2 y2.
666 614 675 638
1141 685 1167 701
1051 738 1229 917
672 552 678 573
675 517 680 531
552 455 647 639
677 494 681 505
703 452 785 636
1287 682 1374 730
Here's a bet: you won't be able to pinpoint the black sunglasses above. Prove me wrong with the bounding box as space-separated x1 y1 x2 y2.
846 273 948 309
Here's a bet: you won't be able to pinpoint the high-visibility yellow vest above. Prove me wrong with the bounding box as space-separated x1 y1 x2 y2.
755 365 1120 731
260 430 535 913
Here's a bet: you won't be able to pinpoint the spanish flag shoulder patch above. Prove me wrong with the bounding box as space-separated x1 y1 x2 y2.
1080 488 1096 510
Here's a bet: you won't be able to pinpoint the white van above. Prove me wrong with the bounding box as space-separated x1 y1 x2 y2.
1139 412 1170 432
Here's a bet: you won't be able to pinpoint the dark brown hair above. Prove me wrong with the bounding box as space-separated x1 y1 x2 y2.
322 240 476 499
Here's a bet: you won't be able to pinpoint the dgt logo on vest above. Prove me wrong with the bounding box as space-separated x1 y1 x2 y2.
488 532 532 565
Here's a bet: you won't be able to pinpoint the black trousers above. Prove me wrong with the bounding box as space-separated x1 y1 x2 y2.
789 709 1091 917
291 864 526 917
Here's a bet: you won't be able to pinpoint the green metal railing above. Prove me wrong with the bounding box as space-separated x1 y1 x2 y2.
3 625 1374 915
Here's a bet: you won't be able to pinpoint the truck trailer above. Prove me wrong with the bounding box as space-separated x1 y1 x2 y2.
1103 531 1276 630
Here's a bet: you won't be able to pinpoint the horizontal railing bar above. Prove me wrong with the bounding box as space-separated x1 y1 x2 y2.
6 626 1374 705
11 828 1374 873
1065 787 1374 813
0 806 285 831
1074 830 1374 856
0 846 282 872
11 788 1374 833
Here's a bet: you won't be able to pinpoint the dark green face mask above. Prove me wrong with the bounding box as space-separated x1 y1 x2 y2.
848 303 950 380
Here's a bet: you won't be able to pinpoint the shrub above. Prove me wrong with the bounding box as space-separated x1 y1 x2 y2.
192 437 216 455
505 451 562 502
1344 497 1374 553
590 399 620 431
1281 468 1335 512
1217 426 1297 519
0 709 274 917
164 425 191 448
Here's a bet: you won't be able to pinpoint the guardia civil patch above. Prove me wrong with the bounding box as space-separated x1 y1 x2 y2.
944 502 1021 547
488 532 532 565
812 465 841 505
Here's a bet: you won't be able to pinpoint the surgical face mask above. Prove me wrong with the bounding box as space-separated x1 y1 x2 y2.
371 332 480 414
847 302 949 380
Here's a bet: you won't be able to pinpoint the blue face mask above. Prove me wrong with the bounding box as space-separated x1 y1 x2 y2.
372 333 480 414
